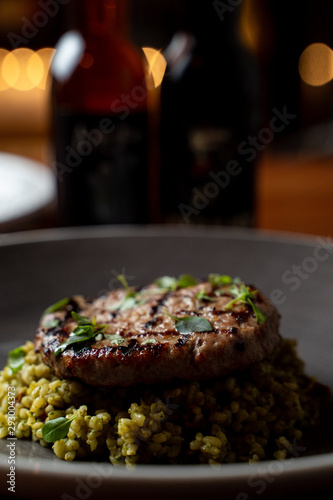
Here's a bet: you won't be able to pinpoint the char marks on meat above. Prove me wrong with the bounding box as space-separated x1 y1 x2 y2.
35 279 281 387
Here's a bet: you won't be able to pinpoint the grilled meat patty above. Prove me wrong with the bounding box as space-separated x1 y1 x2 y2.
35 279 281 387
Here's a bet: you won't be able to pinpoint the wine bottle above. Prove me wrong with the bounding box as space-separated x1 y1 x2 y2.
159 0 262 226
51 0 149 226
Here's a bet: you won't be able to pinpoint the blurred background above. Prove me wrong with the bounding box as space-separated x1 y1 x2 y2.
0 0 333 235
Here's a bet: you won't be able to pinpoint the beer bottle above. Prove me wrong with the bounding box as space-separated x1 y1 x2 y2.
51 0 149 226
159 0 262 226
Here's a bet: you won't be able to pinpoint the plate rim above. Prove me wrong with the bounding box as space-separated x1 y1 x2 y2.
0 223 327 249
0 448 332 478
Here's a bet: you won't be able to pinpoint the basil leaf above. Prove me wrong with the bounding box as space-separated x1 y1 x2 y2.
71 311 91 326
42 416 76 443
177 274 197 288
43 318 60 328
103 334 125 346
54 325 97 356
42 298 70 317
72 325 95 337
71 315 106 336
175 316 214 334
109 274 147 312
155 276 178 291
165 311 213 334
108 295 146 313
209 274 232 288
108 299 124 312
154 274 196 292
54 335 89 356
248 299 266 325
8 347 25 373
196 291 216 302
118 296 138 312
55 310 107 356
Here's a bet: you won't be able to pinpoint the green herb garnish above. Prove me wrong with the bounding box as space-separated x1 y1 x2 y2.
177 274 197 288
196 291 216 302
54 312 106 356
42 298 70 317
122 296 148 312
224 283 266 325
108 275 146 312
109 296 134 312
103 334 125 346
7 347 26 373
164 311 213 334
71 311 93 326
117 274 134 296
54 327 95 356
208 274 233 288
155 275 178 290
42 415 77 443
247 299 267 325
155 274 197 292
110 274 197 312
43 318 60 328
141 338 157 345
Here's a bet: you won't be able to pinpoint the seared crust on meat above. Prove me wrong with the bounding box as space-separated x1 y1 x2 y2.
35 280 281 387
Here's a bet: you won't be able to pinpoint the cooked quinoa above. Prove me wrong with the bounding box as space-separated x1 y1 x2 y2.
0 339 325 466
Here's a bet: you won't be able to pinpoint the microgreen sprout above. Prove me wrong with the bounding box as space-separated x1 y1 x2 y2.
224 283 266 325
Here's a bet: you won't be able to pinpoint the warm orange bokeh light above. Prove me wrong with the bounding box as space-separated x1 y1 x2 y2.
2 49 20 88
0 46 167 92
36 47 56 89
3 48 37 90
142 47 167 88
0 47 55 91
299 43 333 87
0 46 166 92
0 49 10 90
27 51 44 88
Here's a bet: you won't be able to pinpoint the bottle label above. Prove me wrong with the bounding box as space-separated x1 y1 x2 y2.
54 111 149 225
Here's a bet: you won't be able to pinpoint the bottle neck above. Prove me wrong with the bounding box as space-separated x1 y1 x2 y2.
72 0 128 38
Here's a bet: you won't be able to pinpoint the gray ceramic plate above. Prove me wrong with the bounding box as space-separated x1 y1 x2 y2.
0 226 332 500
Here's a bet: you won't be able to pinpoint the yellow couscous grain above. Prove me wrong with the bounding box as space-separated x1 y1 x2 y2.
0 338 327 466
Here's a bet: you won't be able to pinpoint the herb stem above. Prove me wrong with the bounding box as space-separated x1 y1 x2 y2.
117 275 134 297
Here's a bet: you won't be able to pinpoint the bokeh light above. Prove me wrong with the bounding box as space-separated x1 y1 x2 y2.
142 47 167 88
0 47 56 91
0 49 10 90
35 47 56 89
299 43 333 87
27 51 44 88
2 49 20 88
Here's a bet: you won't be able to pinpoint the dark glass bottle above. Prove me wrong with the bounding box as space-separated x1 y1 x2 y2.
51 0 149 226
159 0 262 226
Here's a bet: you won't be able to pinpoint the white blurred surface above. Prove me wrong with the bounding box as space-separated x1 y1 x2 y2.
0 152 55 224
